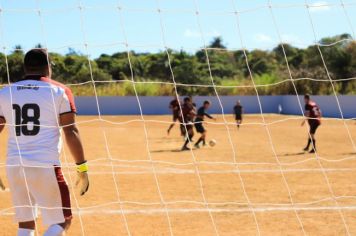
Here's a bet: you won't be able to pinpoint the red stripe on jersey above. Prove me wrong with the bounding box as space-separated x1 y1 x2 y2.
54 166 73 220
41 77 77 113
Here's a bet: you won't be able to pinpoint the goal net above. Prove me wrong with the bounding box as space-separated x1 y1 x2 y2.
0 0 356 235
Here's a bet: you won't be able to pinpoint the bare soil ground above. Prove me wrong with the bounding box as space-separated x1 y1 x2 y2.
1 114 356 235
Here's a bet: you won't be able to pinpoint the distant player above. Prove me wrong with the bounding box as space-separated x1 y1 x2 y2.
234 100 243 129
194 101 215 148
167 95 182 135
0 49 89 236
301 94 321 153
180 97 196 151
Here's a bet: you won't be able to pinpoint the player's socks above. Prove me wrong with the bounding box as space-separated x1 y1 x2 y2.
183 136 191 148
182 134 193 150
183 139 189 148
181 146 190 151
195 137 203 146
304 138 311 151
309 139 316 153
17 228 35 236
43 224 64 236
167 124 174 135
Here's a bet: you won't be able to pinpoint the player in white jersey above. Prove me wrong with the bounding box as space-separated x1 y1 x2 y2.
0 49 89 236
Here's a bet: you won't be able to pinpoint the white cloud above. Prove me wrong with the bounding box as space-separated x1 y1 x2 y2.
308 1 330 12
184 29 221 38
184 29 201 38
254 33 273 43
209 30 221 38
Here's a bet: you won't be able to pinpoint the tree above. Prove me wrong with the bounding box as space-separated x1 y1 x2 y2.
209 37 226 49
273 44 302 68
7 51 24 82
247 50 276 76
34 43 43 49
1 33 356 96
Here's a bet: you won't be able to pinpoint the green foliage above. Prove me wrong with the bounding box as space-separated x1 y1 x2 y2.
1 34 356 96
69 81 174 96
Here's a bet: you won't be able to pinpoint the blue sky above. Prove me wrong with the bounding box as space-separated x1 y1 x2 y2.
0 0 355 58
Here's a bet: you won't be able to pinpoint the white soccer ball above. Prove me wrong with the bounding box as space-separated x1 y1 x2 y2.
209 139 217 147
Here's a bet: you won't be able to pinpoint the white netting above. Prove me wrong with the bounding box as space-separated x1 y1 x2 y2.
0 1 356 235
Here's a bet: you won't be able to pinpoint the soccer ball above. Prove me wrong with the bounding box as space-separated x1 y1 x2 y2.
209 139 217 147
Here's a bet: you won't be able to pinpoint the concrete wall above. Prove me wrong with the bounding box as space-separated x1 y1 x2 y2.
75 96 356 118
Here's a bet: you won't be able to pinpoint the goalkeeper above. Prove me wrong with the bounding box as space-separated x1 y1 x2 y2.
0 49 89 236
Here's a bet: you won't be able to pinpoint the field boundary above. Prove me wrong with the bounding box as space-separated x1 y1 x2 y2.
75 96 356 118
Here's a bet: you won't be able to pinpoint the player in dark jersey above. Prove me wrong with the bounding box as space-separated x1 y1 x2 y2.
180 97 196 151
301 94 322 153
194 101 215 148
167 95 182 135
234 100 243 129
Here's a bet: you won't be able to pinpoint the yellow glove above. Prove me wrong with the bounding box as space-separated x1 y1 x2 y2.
0 176 5 191
75 161 89 196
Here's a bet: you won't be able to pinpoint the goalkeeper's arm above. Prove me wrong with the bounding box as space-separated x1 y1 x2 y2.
60 112 89 196
0 117 5 190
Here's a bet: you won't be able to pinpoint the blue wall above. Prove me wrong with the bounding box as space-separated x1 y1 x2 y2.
75 96 356 118
281 95 356 118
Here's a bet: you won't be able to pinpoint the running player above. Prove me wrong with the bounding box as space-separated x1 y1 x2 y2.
0 49 89 236
194 101 215 148
167 95 181 135
180 97 196 151
234 100 243 129
301 94 321 153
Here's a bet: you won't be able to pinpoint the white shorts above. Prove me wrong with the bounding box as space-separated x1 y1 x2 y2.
6 166 72 226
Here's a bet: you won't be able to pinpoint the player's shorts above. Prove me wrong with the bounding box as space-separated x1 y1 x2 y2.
6 165 72 226
308 120 320 134
181 122 194 135
235 115 242 121
195 121 205 133
173 113 179 122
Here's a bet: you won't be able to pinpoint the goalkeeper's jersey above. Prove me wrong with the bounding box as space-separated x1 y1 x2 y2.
0 75 76 167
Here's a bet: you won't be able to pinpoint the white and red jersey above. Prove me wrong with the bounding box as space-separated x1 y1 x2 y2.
0 75 76 167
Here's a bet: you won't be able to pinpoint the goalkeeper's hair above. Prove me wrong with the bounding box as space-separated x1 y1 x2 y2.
24 48 51 75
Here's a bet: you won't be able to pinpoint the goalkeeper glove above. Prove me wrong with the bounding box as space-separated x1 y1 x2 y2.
0 176 5 191
75 161 89 196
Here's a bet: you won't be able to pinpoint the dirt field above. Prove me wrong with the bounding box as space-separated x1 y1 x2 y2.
0 114 356 236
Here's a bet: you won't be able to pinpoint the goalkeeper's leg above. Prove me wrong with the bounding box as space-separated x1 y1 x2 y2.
18 221 35 236
28 167 73 235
